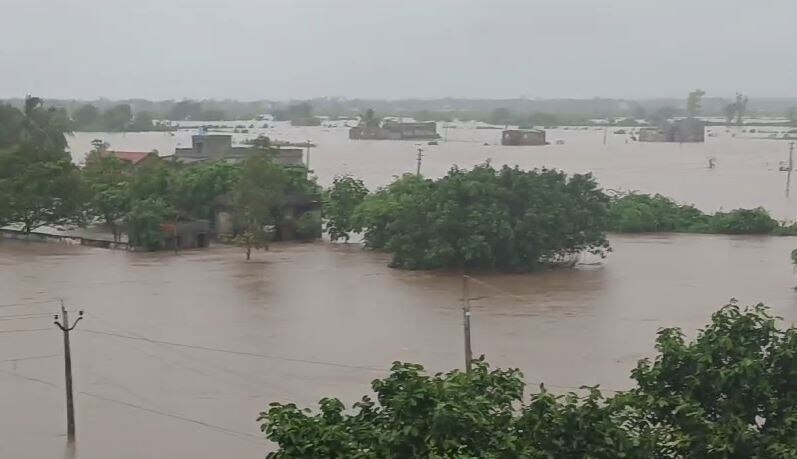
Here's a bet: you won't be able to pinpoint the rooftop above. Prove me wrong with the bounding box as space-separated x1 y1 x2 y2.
103 151 157 164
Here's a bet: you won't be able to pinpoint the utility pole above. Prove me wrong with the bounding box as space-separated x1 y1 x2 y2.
787 142 795 197
416 147 424 177
603 126 608 145
53 302 83 444
305 139 312 178
461 275 473 374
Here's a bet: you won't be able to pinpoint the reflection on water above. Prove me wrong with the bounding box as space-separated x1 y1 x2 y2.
1 235 796 458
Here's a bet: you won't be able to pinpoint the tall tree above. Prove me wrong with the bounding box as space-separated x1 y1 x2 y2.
82 152 131 241
724 103 737 126
232 153 288 260
686 89 706 118
0 96 82 232
735 92 748 126
0 152 83 232
0 103 25 151
72 104 100 130
325 175 369 242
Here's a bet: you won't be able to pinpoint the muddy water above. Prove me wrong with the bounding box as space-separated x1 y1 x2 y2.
1 235 797 458
2 125 795 457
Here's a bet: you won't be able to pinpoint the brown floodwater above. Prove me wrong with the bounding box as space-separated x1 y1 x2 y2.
1 235 797 458
1 124 796 458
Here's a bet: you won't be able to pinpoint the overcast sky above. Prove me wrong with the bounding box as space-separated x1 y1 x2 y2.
2 0 795 100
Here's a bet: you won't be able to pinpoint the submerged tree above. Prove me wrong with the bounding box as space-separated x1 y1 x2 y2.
325 175 369 242
735 92 749 126
232 153 288 260
355 164 610 271
82 152 132 241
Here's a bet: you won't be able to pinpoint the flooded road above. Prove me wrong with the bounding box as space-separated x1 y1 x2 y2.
1 235 797 458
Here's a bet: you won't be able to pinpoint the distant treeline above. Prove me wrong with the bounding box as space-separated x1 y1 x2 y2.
2 96 796 130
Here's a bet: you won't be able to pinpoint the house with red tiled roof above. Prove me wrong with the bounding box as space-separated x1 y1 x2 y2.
101 150 160 165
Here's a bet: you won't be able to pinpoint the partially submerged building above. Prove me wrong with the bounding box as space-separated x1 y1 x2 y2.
157 220 211 250
173 134 304 166
349 120 439 140
501 129 547 146
638 119 705 143
212 193 322 241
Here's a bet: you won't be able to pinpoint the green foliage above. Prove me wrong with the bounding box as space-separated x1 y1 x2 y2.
232 153 288 259
686 89 706 117
295 212 322 241
126 197 173 251
0 96 82 232
709 208 778 234
261 302 797 458
72 103 170 131
171 161 240 221
273 102 314 123
355 164 610 271
0 103 25 151
607 194 707 233
129 160 174 202
488 107 513 125
607 194 781 235
630 301 797 457
0 152 83 232
82 153 132 241
325 175 369 242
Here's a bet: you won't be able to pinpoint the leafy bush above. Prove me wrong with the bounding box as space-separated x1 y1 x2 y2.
325 175 369 242
606 193 707 233
607 194 782 235
354 164 610 271
126 197 173 250
709 207 779 234
295 212 322 241
260 302 797 458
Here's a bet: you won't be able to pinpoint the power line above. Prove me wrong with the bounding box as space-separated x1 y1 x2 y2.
82 312 305 402
0 366 59 388
0 300 56 309
80 329 385 372
0 366 264 445
0 313 59 322
0 354 60 363
0 328 52 334
77 391 266 445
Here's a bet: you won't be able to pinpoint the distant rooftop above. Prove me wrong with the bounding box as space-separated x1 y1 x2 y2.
103 151 156 164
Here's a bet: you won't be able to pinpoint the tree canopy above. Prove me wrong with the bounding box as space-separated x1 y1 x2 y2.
260 301 797 458
325 175 369 242
354 164 610 271
0 96 82 232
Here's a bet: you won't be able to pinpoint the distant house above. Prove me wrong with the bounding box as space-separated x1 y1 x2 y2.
212 193 321 242
173 134 304 166
501 129 547 146
157 220 210 250
639 119 705 143
349 120 439 140
102 150 160 165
